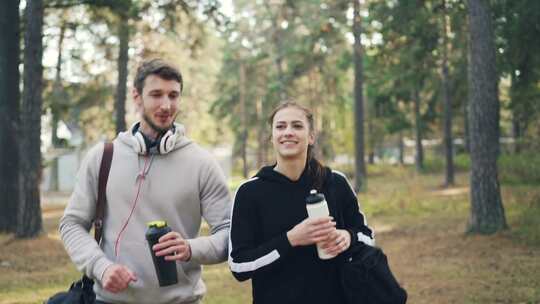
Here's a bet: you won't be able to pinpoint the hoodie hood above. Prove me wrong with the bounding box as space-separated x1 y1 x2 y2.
117 122 193 155
255 160 331 190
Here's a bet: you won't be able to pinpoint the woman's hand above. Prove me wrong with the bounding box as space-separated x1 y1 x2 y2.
320 229 351 256
287 216 336 247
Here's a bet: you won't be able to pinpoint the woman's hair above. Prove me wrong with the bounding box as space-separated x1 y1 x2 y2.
268 102 327 191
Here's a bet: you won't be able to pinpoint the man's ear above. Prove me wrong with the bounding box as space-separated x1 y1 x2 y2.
133 88 142 109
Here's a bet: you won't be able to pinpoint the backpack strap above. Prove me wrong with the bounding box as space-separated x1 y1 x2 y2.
94 142 114 243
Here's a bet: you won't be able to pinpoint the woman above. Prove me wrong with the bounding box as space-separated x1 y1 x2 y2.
228 102 375 304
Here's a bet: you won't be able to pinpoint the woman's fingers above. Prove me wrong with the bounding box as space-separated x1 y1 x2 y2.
287 217 339 247
320 229 351 256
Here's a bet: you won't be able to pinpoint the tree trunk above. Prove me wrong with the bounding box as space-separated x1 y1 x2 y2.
256 98 264 169
353 0 366 192
398 131 404 165
463 93 471 153
50 22 67 192
367 94 375 164
17 0 44 238
262 2 288 102
511 113 521 154
320 117 333 161
114 18 129 134
50 112 60 192
413 89 424 171
0 0 21 233
510 74 521 154
442 0 455 186
239 61 248 178
466 0 507 234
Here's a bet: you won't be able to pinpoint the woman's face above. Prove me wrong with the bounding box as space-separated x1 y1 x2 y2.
271 107 315 161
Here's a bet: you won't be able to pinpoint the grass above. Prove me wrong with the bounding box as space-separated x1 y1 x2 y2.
1 155 540 303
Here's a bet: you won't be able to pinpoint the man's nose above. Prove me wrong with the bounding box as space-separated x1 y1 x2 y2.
160 98 172 110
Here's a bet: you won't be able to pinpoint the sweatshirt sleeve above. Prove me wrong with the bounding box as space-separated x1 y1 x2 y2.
187 157 232 265
59 142 114 282
333 171 375 247
228 181 294 282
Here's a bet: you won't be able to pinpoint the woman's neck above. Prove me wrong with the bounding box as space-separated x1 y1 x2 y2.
274 157 306 181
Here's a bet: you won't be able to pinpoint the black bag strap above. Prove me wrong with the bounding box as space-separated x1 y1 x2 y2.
94 142 113 243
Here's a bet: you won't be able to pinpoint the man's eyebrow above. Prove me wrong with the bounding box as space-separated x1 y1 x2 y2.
275 119 304 124
148 89 180 94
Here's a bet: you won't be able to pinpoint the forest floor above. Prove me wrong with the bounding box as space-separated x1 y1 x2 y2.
1 166 539 304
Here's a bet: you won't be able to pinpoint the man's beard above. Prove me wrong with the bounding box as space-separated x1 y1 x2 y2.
142 111 177 135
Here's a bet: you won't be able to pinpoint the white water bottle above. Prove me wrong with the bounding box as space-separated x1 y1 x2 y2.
305 189 335 260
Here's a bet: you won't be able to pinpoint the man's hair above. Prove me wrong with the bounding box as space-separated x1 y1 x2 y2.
133 59 183 94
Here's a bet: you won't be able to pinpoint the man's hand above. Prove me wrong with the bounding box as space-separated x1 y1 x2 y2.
153 231 192 261
101 264 137 293
320 229 351 256
286 216 336 247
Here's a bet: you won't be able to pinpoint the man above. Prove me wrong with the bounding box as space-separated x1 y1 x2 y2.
60 59 231 304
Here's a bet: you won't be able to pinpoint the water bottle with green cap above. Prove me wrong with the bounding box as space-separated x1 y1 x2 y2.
145 220 178 286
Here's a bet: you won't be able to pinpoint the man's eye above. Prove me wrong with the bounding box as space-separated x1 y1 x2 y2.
276 125 285 129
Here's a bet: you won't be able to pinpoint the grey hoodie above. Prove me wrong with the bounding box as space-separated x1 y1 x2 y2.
59 124 231 304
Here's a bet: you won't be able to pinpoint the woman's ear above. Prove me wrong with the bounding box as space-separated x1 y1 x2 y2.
308 131 315 145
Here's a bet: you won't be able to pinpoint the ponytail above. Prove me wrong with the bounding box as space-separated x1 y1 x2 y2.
307 144 326 192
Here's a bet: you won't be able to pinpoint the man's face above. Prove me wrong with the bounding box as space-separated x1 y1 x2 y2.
133 74 181 134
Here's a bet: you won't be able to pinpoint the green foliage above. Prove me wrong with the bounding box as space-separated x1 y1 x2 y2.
360 165 470 218
499 153 540 185
493 0 540 141
422 153 470 174
411 153 540 186
510 193 540 247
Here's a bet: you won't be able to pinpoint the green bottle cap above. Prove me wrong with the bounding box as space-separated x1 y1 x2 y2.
147 220 167 228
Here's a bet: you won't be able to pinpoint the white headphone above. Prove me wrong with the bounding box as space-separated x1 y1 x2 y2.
129 122 178 155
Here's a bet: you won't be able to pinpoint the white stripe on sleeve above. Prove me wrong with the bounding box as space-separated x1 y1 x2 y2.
229 249 281 273
357 232 375 246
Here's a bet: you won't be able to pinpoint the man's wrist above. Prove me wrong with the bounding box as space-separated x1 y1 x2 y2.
185 243 192 261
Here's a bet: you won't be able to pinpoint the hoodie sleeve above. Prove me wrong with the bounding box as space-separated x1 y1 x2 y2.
228 181 294 282
333 171 375 247
187 157 232 265
59 142 114 282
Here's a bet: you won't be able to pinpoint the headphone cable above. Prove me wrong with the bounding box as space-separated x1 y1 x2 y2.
114 155 153 257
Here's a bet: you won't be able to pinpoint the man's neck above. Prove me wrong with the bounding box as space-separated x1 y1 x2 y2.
274 157 307 181
139 121 160 141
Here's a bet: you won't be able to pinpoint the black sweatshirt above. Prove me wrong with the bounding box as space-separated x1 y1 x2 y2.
228 163 375 304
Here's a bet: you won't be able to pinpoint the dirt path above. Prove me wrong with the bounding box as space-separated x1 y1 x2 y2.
374 216 540 303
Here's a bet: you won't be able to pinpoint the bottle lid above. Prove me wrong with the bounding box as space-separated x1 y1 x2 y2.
306 189 325 204
147 220 167 228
